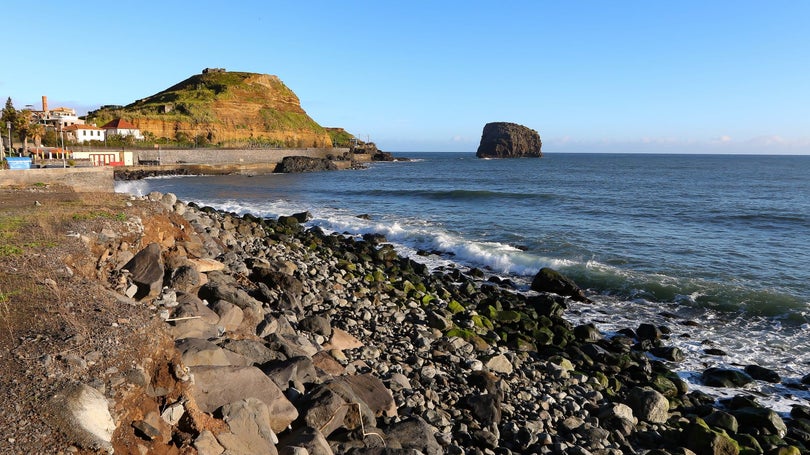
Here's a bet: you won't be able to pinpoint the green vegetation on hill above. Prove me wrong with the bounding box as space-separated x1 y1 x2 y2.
86 71 331 147
325 128 356 147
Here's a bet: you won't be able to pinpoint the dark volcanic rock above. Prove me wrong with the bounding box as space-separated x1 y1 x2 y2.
275 156 338 173
702 367 754 388
121 242 164 300
530 267 590 303
476 122 542 158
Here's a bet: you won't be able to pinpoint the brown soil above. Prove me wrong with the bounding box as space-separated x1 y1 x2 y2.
0 184 194 454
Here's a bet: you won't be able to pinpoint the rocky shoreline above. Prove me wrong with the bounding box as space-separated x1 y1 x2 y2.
36 192 810 454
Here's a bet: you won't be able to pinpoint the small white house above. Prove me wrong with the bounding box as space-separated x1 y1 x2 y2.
65 124 106 144
101 118 144 140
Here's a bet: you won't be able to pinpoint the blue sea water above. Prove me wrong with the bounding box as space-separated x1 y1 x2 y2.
117 152 810 409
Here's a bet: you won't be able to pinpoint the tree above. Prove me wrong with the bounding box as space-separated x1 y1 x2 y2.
13 109 36 153
1 97 17 126
1 97 17 154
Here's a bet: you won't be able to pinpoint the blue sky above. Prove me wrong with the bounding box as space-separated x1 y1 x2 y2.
2 1 808 153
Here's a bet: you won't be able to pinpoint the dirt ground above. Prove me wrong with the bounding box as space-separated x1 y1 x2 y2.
0 184 187 454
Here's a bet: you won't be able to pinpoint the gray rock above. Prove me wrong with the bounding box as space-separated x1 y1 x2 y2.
627 386 669 424
217 398 279 455
485 354 513 375
278 426 333 455
176 338 233 367
188 365 298 433
173 292 220 324
335 373 397 418
208 299 244 333
262 356 319 392
384 416 443 455
169 265 200 293
220 338 286 365
299 314 332 338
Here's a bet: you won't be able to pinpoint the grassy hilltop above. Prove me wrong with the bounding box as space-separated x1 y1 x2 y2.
88 70 335 148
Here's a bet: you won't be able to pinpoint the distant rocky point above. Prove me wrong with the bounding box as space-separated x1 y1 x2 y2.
476 122 542 158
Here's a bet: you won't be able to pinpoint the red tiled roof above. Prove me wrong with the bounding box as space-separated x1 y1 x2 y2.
101 118 138 129
64 124 103 131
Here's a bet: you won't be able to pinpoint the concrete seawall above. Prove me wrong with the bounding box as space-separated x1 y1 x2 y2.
129 147 350 165
0 167 114 192
1 147 372 192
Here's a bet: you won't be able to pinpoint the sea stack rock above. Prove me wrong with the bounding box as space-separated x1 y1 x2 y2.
476 122 542 158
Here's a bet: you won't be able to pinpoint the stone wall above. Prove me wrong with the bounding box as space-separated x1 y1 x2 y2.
0 167 114 192
129 148 351 165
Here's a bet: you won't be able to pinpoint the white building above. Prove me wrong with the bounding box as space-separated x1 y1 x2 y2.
101 118 144 140
64 124 106 144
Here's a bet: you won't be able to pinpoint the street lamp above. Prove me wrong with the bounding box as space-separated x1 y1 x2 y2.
7 121 11 157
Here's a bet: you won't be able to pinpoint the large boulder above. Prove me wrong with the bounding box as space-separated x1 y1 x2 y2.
476 122 542 158
530 267 590 303
188 365 298 433
275 156 338 173
121 242 164 300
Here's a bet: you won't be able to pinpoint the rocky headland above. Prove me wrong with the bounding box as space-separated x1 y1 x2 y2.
1 187 808 454
476 122 543 159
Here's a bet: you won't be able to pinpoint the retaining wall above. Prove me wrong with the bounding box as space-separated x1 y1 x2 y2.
0 167 114 192
129 147 351 165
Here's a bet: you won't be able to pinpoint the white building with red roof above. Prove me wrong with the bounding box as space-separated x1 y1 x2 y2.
101 118 144 140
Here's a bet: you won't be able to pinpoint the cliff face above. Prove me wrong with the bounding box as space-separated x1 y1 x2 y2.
476 122 542 158
88 72 333 148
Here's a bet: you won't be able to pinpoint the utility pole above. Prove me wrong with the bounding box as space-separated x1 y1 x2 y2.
7 121 12 157
60 123 66 168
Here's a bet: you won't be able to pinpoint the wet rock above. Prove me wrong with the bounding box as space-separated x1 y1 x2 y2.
574 323 602 342
704 410 739 435
702 367 754 388
744 364 781 383
650 346 686 362
530 267 590 303
685 418 740 455
731 407 787 438
636 323 663 341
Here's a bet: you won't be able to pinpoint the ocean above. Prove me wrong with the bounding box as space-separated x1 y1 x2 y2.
116 152 810 410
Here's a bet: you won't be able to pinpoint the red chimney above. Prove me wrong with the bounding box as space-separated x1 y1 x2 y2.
42 96 49 113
